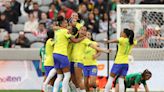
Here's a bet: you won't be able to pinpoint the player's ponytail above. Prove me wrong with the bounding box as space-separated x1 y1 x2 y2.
129 30 134 45
142 69 152 78
123 28 134 45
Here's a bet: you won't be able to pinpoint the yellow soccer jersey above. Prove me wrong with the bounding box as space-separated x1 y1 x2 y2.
71 38 92 64
44 38 55 66
83 41 98 66
115 37 137 64
67 42 73 61
53 28 72 56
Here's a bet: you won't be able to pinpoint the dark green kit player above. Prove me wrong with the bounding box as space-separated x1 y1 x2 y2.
39 46 46 75
115 69 152 92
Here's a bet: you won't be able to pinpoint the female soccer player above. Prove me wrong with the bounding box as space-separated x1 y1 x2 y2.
114 69 152 92
83 32 101 92
42 30 56 92
53 16 85 92
104 29 138 92
71 26 111 92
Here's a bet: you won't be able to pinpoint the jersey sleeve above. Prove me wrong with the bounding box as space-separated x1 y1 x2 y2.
142 80 147 86
118 37 124 45
84 39 92 46
64 29 72 39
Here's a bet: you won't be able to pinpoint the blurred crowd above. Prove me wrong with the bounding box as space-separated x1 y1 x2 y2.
0 0 164 48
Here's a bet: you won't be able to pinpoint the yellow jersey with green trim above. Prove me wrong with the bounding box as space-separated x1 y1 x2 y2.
53 28 72 56
83 41 98 66
71 38 92 63
115 37 137 64
44 38 54 66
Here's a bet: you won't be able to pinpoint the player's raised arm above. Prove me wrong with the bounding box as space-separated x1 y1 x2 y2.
158 37 164 40
70 36 86 43
136 31 148 42
105 39 119 43
89 43 111 53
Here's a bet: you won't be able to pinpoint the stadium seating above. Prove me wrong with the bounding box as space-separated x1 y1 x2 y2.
32 0 42 5
12 24 24 33
30 42 44 48
18 15 28 24
25 33 37 42
95 32 107 41
10 33 19 42
39 6 49 12
42 0 52 5
0 31 8 42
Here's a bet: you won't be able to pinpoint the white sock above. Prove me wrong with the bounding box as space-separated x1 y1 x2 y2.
42 84 47 92
53 74 63 92
47 85 53 92
62 72 71 92
104 76 114 92
44 68 57 85
69 81 77 92
118 78 125 92
80 89 86 92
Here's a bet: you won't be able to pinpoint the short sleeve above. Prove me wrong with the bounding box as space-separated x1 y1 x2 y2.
84 39 92 46
118 37 124 45
142 80 147 86
64 29 72 39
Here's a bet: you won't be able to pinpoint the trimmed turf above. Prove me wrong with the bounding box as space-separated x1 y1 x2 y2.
0 90 40 92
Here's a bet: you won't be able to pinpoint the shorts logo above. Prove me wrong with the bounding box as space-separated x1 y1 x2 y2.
92 68 97 73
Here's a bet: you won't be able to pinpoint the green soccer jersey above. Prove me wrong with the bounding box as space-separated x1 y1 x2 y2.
40 46 46 72
125 73 146 88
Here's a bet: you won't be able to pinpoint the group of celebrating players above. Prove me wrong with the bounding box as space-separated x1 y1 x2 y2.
40 12 154 92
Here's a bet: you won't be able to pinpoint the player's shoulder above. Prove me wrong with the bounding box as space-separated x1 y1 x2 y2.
83 38 92 42
47 38 54 42
62 28 69 32
91 41 98 45
133 73 142 78
118 37 127 42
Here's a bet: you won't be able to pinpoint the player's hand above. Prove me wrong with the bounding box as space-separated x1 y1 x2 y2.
105 49 112 53
156 36 161 40
103 38 109 44
93 54 99 59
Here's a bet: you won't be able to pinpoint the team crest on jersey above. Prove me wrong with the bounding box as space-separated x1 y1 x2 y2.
92 68 97 73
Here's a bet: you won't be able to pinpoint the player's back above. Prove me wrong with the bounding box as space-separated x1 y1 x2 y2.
45 38 54 66
115 37 137 64
53 28 72 56
125 73 143 87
